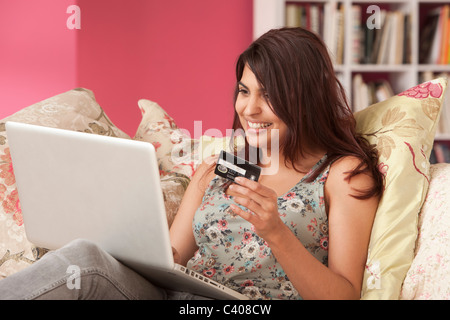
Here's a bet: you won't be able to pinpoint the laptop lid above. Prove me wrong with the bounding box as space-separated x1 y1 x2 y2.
6 121 174 272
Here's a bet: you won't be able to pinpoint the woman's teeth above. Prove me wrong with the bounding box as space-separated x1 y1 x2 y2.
248 121 272 129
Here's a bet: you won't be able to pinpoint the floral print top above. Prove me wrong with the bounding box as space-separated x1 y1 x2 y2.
187 155 330 300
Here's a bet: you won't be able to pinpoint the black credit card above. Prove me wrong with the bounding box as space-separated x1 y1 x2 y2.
214 150 261 182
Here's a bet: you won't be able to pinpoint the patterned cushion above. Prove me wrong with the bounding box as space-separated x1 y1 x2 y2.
133 99 196 178
355 78 447 299
400 163 450 299
0 88 130 279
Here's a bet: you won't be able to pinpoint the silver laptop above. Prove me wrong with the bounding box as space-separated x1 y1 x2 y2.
6 121 247 300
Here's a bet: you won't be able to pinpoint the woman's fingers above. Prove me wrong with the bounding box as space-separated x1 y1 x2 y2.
229 203 257 224
228 177 281 235
234 177 276 199
228 181 277 214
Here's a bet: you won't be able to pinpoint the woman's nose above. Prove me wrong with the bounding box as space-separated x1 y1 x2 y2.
243 96 262 116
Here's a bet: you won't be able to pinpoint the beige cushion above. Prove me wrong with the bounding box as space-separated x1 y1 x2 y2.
400 163 450 299
355 78 447 299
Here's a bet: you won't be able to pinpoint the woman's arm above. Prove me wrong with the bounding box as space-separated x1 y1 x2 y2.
229 156 379 299
169 158 216 266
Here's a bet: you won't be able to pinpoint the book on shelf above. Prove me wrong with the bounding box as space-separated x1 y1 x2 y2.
285 2 344 64
286 3 322 35
430 142 450 163
420 5 450 65
351 5 363 64
354 6 411 65
352 74 394 112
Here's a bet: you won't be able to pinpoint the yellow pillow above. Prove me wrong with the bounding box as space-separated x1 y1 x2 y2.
355 77 448 299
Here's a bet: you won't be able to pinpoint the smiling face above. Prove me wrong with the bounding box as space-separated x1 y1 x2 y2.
235 65 287 154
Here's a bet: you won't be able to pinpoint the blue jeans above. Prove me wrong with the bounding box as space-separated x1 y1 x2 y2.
0 239 209 300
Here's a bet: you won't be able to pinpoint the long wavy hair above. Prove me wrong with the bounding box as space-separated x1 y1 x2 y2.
230 27 384 199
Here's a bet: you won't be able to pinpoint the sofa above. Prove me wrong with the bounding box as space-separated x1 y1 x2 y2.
0 79 449 300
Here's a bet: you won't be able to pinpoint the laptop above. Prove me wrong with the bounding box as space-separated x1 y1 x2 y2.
5 121 248 300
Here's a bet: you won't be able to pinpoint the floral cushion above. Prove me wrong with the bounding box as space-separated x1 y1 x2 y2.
355 78 447 299
0 88 130 279
400 163 450 300
133 99 195 178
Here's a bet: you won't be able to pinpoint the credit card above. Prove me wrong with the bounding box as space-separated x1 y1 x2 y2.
214 150 261 182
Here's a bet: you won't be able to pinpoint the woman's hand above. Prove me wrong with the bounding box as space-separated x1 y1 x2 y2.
227 176 287 241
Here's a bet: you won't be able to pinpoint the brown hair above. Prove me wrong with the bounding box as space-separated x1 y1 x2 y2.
231 27 383 199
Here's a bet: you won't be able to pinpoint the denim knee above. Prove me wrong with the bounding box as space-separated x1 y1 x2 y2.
58 239 109 267
63 238 103 256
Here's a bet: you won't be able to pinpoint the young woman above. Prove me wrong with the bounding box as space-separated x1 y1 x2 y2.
0 27 383 300
170 27 383 300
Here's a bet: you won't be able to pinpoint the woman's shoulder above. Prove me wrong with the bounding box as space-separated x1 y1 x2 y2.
329 155 362 173
326 155 375 195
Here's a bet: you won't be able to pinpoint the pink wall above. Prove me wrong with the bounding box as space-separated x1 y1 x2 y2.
1 0 253 137
0 0 77 120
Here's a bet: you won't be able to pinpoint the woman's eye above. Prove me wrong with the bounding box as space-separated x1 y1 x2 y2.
238 88 248 95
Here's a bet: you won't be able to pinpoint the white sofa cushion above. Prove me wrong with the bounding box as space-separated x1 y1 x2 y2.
400 163 450 299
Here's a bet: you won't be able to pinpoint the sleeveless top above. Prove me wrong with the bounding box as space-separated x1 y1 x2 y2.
187 155 330 300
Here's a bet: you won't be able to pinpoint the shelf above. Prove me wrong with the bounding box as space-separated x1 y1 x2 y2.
435 134 450 141
350 64 414 72
417 65 450 72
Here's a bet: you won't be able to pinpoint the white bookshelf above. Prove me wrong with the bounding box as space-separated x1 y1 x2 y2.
253 0 450 141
